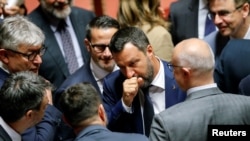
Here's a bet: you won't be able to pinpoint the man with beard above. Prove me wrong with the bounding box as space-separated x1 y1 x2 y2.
54 15 120 107
28 0 95 89
102 27 186 137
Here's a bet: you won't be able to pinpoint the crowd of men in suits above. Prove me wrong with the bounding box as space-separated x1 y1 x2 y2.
1 0 250 141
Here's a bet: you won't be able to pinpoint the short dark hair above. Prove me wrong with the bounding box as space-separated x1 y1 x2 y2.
109 26 150 53
59 82 101 127
85 15 120 41
0 71 50 123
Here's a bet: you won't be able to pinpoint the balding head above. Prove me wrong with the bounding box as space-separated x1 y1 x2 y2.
173 38 215 74
171 38 215 90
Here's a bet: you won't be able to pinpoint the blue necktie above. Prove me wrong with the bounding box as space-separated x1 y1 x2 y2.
204 13 216 36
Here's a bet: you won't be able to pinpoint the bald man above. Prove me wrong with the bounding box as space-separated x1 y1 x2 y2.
149 38 250 141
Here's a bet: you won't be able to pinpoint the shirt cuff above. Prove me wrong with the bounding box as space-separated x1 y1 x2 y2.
121 98 133 113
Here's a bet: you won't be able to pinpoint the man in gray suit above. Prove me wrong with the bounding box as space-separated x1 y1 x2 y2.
149 38 250 141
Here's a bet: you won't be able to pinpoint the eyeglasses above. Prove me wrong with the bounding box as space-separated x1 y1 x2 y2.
6 46 47 61
209 3 244 20
167 63 183 72
89 41 109 53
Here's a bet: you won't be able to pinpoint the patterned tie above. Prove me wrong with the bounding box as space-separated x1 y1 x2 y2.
57 20 79 74
142 87 154 137
204 13 216 36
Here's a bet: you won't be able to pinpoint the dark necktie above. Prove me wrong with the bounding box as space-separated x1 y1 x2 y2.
57 20 79 74
204 13 216 36
142 87 154 137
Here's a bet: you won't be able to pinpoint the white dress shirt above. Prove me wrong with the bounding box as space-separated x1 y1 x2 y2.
0 117 21 141
90 58 119 94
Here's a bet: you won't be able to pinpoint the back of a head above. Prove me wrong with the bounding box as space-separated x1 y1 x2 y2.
174 38 215 76
109 26 150 53
0 15 45 50
59 82 101 128
85 15 120 41
0 71 49 123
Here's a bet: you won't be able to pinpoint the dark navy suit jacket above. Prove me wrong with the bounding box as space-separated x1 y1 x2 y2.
169 0 199 45
239 74 250 96
214 39 250 93
0 68 71 141
0 125 11 141
75 125 149 141
102 60 186 135
28 6 95 88
54 62 101 108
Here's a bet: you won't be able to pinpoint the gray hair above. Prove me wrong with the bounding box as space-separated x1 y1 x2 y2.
0 16 45 50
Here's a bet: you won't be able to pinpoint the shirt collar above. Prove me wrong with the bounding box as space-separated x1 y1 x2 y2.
0 117 21 141
50 16 70 32
0 62 10 74
199 0 208 10
90 58 119 81
150 58 165 89
243 25 250 39
187 83 217 95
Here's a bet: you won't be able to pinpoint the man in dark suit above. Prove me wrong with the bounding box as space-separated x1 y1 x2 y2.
149 38 250 141
28 0 95 89
239 74 250 96
214 39 250 94
102 27 186 137
0 71 52 141
169 0 216 45
54 15 120 107
59 82 149 141
0 16 68 141
204 0 249 64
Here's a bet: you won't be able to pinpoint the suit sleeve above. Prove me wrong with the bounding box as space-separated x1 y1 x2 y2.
21 105 62 141
214 56 225 92
102 76 137 133
149 114 170 141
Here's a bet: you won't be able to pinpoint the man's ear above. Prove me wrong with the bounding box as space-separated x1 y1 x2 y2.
25 110 34 120
0 49 10 64
98 104 107 125
242 2 250 18
84 39 91 52
181 67 191 79
146 45 154 57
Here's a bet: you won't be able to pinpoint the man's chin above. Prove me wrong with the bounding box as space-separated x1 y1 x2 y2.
52 7 71 19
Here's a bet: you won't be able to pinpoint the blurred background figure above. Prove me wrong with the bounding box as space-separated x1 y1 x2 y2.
117 0 174 62
3 0 27 17
28 0 95 89
169 0 216 45
0 0 6 19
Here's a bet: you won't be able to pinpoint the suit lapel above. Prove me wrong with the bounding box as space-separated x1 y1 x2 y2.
0 125 12 141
